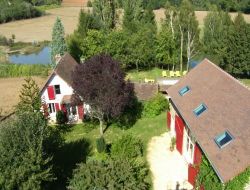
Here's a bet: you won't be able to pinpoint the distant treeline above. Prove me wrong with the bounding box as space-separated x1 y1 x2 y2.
116 0 250 13
0 0 61 24
0 64 50 78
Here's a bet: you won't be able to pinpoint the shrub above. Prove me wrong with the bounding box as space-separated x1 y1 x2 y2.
87 0 92 7
56 110 67 124
68 158 150 190
111 134 143 159
142 93 169 118
96 136 106 153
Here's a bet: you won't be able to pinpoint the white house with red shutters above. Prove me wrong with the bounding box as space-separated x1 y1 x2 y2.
40 53 85 123
167 59 250 188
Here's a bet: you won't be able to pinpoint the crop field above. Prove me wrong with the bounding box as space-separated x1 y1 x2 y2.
0 7 249 42
0 76 47 116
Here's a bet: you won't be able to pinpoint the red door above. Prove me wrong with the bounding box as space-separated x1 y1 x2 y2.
175 115 184 154
78 105 84 120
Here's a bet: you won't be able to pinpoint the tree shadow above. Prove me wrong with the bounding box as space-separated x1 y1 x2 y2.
49 138 92 190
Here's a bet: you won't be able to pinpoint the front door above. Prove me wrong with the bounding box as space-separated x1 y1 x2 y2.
183 127 195 164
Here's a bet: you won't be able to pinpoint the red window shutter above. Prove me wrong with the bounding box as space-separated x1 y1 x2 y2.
175 115 184 155
55 103 60 111
78 105 84 120
167 111 171 129
188 164 199 186
193 144 202 165
47 86 55 100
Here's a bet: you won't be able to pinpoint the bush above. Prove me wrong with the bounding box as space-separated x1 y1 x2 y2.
87 0 92 7
96 136 106 153
56 110 67 124
68 158 150 190
111 134 144 159
142 93 169 118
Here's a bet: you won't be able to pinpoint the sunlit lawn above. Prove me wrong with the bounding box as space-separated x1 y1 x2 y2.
64 112 167 146
126 68 165 82
240 79 250 87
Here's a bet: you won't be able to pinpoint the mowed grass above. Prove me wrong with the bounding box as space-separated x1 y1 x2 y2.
64 112 167 147
126 68 164 82
240 79 250 87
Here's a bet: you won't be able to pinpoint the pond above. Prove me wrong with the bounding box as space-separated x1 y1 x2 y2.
9 46 51 64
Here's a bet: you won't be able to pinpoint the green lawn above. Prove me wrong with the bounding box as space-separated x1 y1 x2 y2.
126 68 165 82
240 79 250 87
64 112 167 146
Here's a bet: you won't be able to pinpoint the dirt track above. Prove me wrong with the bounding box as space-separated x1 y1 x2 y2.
0 7 249 42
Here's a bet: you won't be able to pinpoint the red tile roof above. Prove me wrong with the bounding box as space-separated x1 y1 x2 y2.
167 59 250 183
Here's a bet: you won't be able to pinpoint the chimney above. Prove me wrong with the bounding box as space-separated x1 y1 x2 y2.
55 54 62 65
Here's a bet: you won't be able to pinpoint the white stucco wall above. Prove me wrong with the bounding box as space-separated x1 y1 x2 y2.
41 74 75 122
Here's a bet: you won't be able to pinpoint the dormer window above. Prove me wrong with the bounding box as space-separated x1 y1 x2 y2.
193 103 207 116
214 131 234 148
179 86 190 96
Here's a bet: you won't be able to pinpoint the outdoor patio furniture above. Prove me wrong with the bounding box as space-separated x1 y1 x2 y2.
169 71 175 77
183 70 188 75
162 71 167 77
175 71 181 77
145 78 155 83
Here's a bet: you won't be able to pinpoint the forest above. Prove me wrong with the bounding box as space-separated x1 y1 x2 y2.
67 0 250 78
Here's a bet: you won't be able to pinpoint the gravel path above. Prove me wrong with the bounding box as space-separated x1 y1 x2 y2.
147 132 193 190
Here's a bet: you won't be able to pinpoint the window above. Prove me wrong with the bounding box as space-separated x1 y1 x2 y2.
54 85 61 94
193 103 207 116
214 131 234 148
48 103 55 113
179 86 190 96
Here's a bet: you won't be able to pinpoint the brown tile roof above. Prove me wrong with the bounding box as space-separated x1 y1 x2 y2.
54 53 78 85
167 59 250 183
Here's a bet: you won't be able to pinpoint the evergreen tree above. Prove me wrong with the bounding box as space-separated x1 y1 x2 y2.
16 77 41 113
0 113 54 189
51 17 67 67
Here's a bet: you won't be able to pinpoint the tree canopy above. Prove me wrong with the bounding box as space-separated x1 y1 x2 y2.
72 54 134 136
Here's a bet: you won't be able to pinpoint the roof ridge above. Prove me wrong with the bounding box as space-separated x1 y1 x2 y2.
203 58 250 91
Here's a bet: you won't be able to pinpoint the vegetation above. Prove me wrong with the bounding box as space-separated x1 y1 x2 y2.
96 136 106 153
197 156 250 190
51 17 67 67
68 158 150 190
111 134 144 159
16 77 41 113
0 113 54 189
142 93 169 118
71 54 134 136
0 64 49 78
56 110 67 124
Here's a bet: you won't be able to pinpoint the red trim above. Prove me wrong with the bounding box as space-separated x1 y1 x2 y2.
55 103 60 111
167 112 171 129
47 86 55 100
78 105 84 120
175 115 184 154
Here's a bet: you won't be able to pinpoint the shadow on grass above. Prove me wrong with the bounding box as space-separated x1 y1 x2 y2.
56 124 75 134
49 138 92 190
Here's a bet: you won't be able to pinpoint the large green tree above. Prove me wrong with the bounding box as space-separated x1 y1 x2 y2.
51 17 67 67
0 113 54 190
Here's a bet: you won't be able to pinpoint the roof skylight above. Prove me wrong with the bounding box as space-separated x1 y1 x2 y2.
214 131 234 148
179 86 190 96
193 103 207 116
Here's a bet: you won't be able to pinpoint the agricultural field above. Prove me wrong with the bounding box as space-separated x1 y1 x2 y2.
0 76 47 116
0 6 250 42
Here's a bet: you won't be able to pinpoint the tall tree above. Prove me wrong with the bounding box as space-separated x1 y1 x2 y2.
92 0 116 30
0 113 54 189
16 77 41 113
51 17 67 67
72 54 133 136
178 0 200 71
